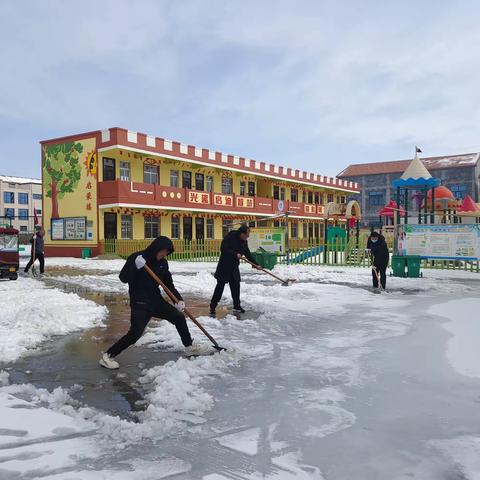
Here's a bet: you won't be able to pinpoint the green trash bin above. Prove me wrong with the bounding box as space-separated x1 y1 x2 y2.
82 248 92 259
406 255 421 278
391 255 407 277
250 251 277 270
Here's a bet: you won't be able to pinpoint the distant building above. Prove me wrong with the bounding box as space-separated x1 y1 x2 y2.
0 175 42 233
338 153 480 226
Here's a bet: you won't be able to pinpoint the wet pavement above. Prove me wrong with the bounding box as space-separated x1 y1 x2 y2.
2 267 480 479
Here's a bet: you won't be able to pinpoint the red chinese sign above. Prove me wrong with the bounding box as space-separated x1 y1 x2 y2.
304 204 316 214
188 191 210 205
317 205 325 215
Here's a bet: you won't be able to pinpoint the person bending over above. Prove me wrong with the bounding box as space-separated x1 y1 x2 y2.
100 236 212 369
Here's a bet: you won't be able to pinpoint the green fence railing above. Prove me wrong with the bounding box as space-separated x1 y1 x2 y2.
100 237 479 272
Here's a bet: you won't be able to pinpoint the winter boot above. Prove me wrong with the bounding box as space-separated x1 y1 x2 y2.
99 352 120 369
209 305 216 317
233 305 246 313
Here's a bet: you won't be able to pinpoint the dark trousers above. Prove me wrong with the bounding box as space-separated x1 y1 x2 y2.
372 267 387 289
107 302 193 357
210 278 241 309
24 253 45 274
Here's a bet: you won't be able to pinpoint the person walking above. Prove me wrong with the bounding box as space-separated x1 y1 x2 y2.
368 231 389 289
100 236 212 369
24 227 45 275
209 225 261 316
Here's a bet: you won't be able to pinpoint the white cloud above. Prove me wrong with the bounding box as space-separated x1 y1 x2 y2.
1 0 480 177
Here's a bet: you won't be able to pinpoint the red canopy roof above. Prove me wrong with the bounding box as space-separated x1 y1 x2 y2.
378 200 405 217
458 194 480 213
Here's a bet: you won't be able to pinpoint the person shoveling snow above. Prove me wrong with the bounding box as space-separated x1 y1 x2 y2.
209 224 261 316
100 236 215 369
367 231 389 291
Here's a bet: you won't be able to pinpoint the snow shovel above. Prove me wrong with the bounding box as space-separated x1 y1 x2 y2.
372 266 384 292
143 264 226 352
242 257 296 286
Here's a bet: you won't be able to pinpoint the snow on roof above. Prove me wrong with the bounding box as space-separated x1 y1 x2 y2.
0 175 41 185
338 153 480 177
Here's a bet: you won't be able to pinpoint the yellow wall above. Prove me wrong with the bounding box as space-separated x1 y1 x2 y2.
43 136 98 246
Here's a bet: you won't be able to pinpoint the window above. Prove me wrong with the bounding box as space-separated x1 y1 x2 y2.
302 191 306 203
222 176 233 194
169 170 179 187
103 157 116 181
18 209 28 220
171 216 180 239
450 184 468 199
20 225 28 232
144 164 159 185
182 171 192 189
327 193 334 203
248 221 256 228
273 221 280 228
314 192 320 204
195 173 204 191
206 176 214 192
340 195 346 204
33 193 42 200
222 219 230 237
3 192 14 204
4 208 14 218
290 188 298 202
319 194 324 205
303 223 307 238
248 181 255 197
307 191 313 204
273 185 280 200
195 217 204 239
36 209 42 214
240 181 246 196
291 222 298 238
206 218 214 239
104 213 117 239
314 223 319 239
280 187 286 201
121 215 133 239
368 191 385 206
120 161 131 181
183 216 192 240
18 193 28 204
144 216 160 238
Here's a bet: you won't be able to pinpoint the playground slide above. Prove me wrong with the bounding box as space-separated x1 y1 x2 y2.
290 246 323 263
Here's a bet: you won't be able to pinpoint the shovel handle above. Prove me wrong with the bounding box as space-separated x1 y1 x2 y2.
143 264 222 349
241 256 291 285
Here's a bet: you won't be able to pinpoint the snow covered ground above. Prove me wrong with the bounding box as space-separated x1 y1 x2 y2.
1 257 479 478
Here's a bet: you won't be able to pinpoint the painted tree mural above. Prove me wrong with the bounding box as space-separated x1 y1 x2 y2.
43 142 83 218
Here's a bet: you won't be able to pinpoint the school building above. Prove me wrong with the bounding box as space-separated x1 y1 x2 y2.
40 128 361 257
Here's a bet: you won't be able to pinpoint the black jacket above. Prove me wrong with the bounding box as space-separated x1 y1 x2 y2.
214 230 258 283
119 236 182 308
368 234 389 269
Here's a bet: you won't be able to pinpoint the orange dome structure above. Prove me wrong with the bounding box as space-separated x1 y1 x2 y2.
426 185 454 200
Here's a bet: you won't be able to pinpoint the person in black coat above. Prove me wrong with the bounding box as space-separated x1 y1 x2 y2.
209 225 261 315
99 236 211 369
24 227 45 274
368 231 389 289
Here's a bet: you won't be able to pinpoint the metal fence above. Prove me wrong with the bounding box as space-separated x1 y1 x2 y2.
99 236 480 272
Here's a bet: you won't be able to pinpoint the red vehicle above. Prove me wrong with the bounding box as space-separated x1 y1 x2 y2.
0 227 19 280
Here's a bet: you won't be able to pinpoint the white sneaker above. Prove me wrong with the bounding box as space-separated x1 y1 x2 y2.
185 343 215 357
99 352 120 369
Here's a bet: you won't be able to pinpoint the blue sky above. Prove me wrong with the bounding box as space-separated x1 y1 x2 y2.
1 0 480 179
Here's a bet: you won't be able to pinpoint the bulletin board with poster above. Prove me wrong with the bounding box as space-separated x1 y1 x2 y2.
249 228 285 254
399 224 480 260
50 217 87 241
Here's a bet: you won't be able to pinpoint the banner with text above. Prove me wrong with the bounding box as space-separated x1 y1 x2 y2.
399 224 480 260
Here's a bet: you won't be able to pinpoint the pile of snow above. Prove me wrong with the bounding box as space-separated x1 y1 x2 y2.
0 277 107 362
